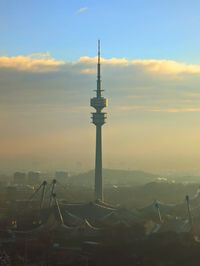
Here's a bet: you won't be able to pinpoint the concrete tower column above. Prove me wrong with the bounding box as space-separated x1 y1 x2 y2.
95 125 102 200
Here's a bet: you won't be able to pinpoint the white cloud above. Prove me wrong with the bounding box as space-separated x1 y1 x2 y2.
119 106 200 113
132 59 200 75
79 56 200 75
0 53 64 72
80 68 96 74
76 7 88 14
1 54 200 77
79 56 129 65
1 53 200 117
1 53 200 171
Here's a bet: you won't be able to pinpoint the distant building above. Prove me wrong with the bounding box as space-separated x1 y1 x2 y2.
6 186 17 200
13 172 26 185
27 171 41 185
0 174 10 186
55 171 69 183
6 185 34 201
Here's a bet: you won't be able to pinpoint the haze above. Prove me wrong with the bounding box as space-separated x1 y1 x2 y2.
1 0 200 173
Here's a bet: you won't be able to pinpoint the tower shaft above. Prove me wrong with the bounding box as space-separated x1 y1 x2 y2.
95 125 102 200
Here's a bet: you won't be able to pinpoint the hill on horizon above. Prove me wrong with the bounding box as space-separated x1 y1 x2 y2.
68 169 159 187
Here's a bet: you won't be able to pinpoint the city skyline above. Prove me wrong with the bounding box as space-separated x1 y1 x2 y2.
1 1 200 173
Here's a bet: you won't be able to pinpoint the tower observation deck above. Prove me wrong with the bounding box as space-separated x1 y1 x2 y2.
90 40 108 201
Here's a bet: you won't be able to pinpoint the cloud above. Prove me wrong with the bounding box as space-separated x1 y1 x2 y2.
119 106 200 113
183 92 200 98
76 7 88 14
1 53 200 76
79 56 200 75
133 59 200 75
1 52 200 171
1 53 200 113
79 56 129 65
163 108 200 113
2 53 200 113
0 53 64 72
80 68 96 74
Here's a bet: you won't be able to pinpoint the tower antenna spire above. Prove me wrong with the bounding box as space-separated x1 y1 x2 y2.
97 39 101 97
98 39 100 64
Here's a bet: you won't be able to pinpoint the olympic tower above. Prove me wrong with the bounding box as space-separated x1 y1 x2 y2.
90 41 108 201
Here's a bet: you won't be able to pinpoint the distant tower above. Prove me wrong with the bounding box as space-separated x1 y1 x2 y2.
185 195 193 228
90 40 108 201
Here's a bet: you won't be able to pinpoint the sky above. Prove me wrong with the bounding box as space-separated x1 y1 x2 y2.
1 0 200 173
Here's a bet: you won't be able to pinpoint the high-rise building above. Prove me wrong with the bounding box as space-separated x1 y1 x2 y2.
90 41 108 201
55 171 69 183
27 171 41 185
13 172 26 185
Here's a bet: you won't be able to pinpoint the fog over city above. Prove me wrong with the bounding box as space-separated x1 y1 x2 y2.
2 1 200 265
1 53 200 173
1 1 200 174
